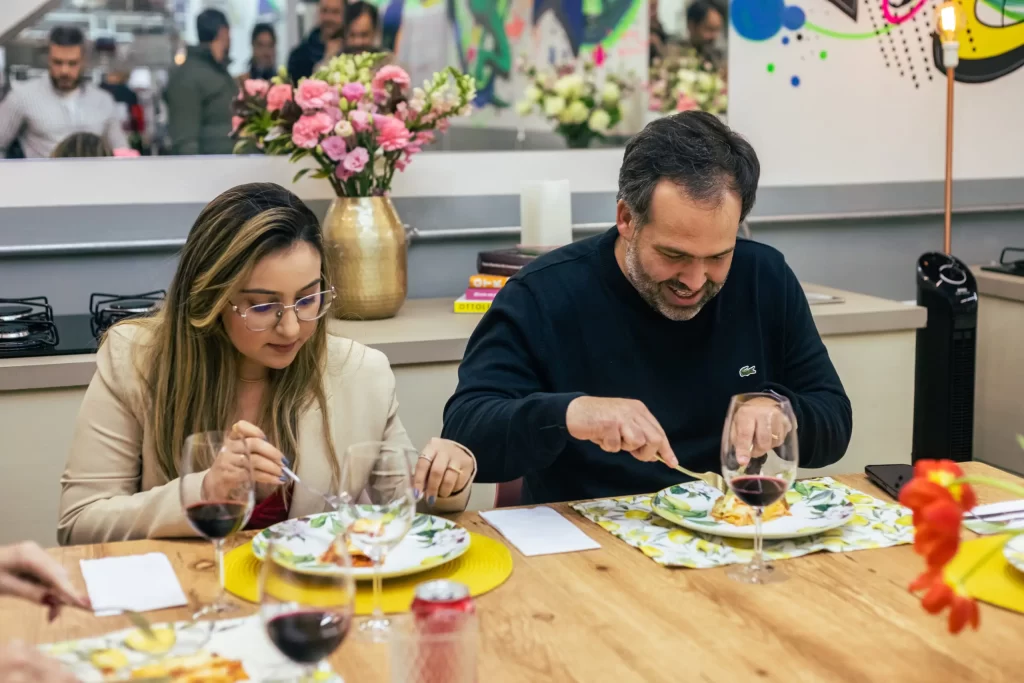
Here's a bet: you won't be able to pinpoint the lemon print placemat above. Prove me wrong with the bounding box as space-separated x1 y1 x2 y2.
573 477 913 569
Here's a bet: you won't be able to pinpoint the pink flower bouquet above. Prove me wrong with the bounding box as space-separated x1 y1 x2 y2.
232 54 476 196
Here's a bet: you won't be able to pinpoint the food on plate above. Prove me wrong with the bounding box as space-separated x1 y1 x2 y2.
89 648 128 676
129 652 249 682
317 519 383 568
710 490 791 526
124 625 176 654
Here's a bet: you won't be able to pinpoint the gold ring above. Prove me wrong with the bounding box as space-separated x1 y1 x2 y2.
446 464 463 475
418 453 435 463
771 433 779 440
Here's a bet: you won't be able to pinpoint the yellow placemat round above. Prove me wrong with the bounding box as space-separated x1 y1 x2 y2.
225 532 513 615
946 534 1024 615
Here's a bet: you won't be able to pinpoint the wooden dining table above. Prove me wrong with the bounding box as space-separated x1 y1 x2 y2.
4 462 1024 682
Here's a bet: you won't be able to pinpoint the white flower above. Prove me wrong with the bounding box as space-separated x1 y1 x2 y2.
329 71 342 84
525 85 543 103
677 70 698 87
553 74 584 99
696 72 715 90
601 82 621 104
588 109 611 133
458 104 473 116
543 95 566 117
516 99 534 115
334 120 354 137
561 99 590 124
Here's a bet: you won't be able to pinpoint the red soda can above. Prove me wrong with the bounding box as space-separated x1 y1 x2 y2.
409 580 477 682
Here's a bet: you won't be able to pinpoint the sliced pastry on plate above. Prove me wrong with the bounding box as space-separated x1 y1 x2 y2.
710 490 791 526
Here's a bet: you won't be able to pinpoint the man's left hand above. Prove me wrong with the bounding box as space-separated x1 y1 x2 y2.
730 397 794 466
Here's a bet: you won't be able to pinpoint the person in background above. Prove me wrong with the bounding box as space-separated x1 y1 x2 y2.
249 23 278 80
58 183 477 545
0 27 127 158
0 540 89 682
442 112 852 504
50 132 112 158
683 0 726 68
164 9 236 155
649 0 668 63
288 0 345 82
99 59 145 152
341 2 381 54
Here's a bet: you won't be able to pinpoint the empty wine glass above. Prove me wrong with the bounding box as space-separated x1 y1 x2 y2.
340 441 418 642
180 431 255 616
720 392 799 584
261 536 356 682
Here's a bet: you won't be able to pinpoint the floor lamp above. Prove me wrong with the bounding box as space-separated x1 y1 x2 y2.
937 0 964 255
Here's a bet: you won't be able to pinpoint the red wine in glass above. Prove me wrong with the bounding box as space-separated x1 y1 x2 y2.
266 610 351 665
185 501 249 539
730 476 789 508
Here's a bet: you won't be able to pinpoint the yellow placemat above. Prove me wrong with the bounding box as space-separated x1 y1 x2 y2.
946 534 1024 615
225 532 512 615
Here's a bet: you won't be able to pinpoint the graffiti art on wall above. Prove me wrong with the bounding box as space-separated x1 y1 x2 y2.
372 0 645 107
730 0 1024 84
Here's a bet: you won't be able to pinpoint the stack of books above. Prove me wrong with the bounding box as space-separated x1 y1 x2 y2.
453 248 539 313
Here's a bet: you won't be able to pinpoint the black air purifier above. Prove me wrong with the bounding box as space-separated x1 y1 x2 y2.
912 252 978 463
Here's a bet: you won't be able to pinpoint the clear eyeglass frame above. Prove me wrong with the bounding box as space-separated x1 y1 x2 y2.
232 286 336 332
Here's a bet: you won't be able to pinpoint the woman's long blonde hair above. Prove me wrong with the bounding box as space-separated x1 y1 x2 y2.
122 182 338 490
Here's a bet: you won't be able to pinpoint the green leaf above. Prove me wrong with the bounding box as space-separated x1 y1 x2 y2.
1017 434 1024 451
292 168 311 183
309 515 328 528
412 514 429 528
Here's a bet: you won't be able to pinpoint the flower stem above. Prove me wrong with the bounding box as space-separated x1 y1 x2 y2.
954 475 1024 500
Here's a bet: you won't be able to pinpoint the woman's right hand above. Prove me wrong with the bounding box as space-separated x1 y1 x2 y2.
201 421 288 501
0 641 78 683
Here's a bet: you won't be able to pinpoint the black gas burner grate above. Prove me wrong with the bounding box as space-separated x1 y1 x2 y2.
0 320 59 350
90 291 166 336
0 296 54 323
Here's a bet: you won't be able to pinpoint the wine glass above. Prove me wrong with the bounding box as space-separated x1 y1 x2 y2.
179 431 255 616
339 441 418 642
720 392 799 584
260 536 356 682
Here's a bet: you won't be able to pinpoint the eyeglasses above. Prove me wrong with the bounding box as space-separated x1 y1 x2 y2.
231 287 336 332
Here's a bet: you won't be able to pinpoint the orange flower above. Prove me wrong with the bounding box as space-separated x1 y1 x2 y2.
910 569 980 634
911 498 963 568
900 460 977 513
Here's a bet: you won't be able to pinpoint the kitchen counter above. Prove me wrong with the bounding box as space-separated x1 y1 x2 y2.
0 284 926 546
971 266 1024 475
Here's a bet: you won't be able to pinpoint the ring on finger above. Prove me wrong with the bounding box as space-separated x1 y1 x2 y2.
418 453 435 463
446 464 463 475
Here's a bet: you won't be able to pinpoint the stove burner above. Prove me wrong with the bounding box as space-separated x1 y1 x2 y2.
0 323 30 340
90 290 166 337
0 304 32 322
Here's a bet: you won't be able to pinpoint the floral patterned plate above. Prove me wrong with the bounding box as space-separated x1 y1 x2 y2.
251 512 470 580
1002 535 1024 574
653 479 855 540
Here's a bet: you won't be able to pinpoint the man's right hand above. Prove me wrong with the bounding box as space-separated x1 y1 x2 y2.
565 397 678 468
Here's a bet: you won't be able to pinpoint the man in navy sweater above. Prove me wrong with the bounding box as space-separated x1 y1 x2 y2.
442 112 852 504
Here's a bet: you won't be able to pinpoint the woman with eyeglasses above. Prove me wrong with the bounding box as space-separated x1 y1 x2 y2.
58 183 477 545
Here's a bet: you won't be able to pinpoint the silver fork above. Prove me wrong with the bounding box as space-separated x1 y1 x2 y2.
281 465 349 510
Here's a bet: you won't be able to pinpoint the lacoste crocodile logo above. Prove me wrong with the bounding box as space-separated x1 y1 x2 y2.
739 365 757 378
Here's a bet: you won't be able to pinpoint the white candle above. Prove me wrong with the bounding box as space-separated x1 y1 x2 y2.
519 179 573 249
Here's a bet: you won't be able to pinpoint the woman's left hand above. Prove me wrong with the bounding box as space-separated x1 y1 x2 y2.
413 438 475 505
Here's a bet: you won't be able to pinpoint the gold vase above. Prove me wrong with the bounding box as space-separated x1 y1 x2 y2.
322 196 408 320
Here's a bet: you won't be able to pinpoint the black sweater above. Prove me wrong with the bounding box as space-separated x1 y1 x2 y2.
442 228 853 504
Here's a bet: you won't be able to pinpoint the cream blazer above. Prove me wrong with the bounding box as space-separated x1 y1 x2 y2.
58 325 475 546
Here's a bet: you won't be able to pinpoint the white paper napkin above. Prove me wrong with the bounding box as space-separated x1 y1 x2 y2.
79 553 189 616
480 506 601 557
963 500 1024 535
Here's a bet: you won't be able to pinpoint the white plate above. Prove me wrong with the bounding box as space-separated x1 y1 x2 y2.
251 512 471 579
1003 534 1024 574
652 479 855 540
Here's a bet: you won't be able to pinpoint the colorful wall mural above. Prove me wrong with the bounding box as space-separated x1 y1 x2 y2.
730 0 1024 86
369 0 647 108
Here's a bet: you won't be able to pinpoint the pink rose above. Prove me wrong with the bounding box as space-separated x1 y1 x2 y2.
321 135 347 162
649 96 664 111
231 116 244 133
112 148 140 157
395 158 409 172
349 110 372 132
244 78 270 98
291 111 335 149
412 130 435 146
437 119 451 133
374 115 411 152
267 84 293 112
341 82 366 103
372 65 411 95
295 79 339 111
676 94 699 112
342 147 369 174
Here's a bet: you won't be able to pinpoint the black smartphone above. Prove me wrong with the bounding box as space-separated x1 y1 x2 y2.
864 464 914 500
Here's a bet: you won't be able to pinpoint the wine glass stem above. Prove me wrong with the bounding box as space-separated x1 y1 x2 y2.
752 507 764 572
213 537 227 605
371 549 385 622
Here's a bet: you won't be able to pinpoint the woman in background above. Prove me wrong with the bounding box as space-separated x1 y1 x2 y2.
50 132 112 159
58 183 476 545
